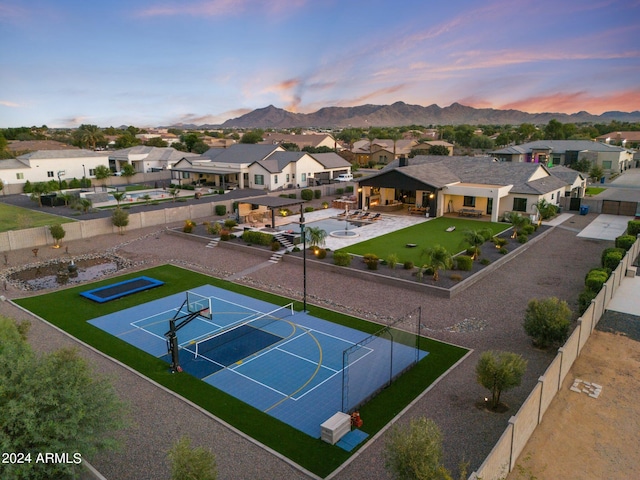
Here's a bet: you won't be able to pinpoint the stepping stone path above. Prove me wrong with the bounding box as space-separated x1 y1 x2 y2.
570 378 602 399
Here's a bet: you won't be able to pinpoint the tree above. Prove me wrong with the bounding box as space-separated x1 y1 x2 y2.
181 132 201 151
572 158 591 173
167 436 217 480
112 208 129 234
0 178 4 196
306 226 327 249
112 191 126 206
49 224 66 248
94 165 112 189
114 132 140 149
421 245 452 281
384 416 465 480
29 182 51 207
428 144 450 156
534 199 557 222
145 137 168 147
121 163 137 184
240 130 264 144
73 124 104 150
476 350 527 410
544 119 565 140
461 228 493 260
524 297 572 348
505 212 530 238
0 316 128 479
589 164 604 182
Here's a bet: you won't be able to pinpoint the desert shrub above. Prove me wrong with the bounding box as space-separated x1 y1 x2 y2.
288 193 297 199
600 247 625 268
465 247 476 256
455 255 473 271
627 220 640 237
224 219 237 229
345 186 354 193
615 234 636 251
207 223 222 235
578 288 598 315
521 224 535 235
335 188 344 195
450 273 462 281
315 248 327 259
480 258 490 265
304 206 314 213
314 189 321 199
321 201 329 208
493 237 508 247
183 219 196 233
524 297 572 348
517 234 528 243
279 194 289 198
386 253 399 269
585 268 609 292
220 229 231 241
363 253 379 270
242 230 273 246
271 241 281 251
333 251 352 266
215 204 226 216
300 189 313 201
602 249 624 270
403 261 414 270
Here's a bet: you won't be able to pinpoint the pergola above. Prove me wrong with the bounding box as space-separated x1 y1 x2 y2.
237 195 305 229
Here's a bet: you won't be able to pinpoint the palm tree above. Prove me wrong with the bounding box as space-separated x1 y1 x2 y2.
75 124 104 150
462 228 494 260
506 212 530 238
112 191 126 207
421 245 452 281
305 226 327 249
94 165 112 190
29 182 50 207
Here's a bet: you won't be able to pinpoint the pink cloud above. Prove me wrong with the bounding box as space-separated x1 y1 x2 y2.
136 0 306 18
0 100 21 108
499 89 640 114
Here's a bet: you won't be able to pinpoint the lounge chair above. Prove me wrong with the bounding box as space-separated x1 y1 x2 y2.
370 213 382 221
347 210 361 219
358 212 370 220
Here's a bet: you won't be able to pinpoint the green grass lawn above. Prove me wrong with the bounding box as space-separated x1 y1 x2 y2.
585 186 607 196
0 202 76 233
340 217 511 265
14 264 467 478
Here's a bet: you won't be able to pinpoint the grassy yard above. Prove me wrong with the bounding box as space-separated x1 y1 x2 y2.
340 217 511 265
14 264 467 478
0 202 76 233
585 186 607 196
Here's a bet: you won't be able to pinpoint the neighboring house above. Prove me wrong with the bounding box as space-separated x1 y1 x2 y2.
202 137 236 148
0 149 109 189
358 155 568 222
171 144 351 191
308 152 352 183
108 146 199 173
352 138 418 166
596 131 640 148
260 132 340 151
7 140 79 153
490 140 633 174
409 140 454 156
549 165 587 198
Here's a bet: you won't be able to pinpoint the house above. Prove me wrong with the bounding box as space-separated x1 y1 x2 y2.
260 132 339 151
549 165 587 198
596 131 640 148
170 144 351 191
409 140 454 156
490 140 633 174
352 138 418 166
0 149 109 190
108 146 199 173
357 155 568 222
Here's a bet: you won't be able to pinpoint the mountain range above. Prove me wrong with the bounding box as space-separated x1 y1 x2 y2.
189 102 640 129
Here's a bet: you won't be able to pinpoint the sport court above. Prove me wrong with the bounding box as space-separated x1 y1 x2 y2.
88 284 427 439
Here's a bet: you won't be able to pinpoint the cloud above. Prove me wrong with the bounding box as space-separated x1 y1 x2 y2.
56 116 93 128
499 89 640 114
173 108 252 125
0 100 21 108
334 84 407 108
136 0 307 18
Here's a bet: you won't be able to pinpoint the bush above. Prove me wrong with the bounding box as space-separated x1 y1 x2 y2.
627 220 640 237
335 188 344 195
521 224 535 235
615 234 636 251
517 234 528 243
386 253 399 269
304 206 314 213
215 204 226 216
183 219 196 233
524 297 572 348
600 247 625 269
345 186 354 193
363 253 379 270
585 268 609 292
223 219 237 229
300 189 313 201
455 255 473 271
480 258 490 266
493 237 508 247
314 189 322 199
271 241 281 251
241 230 273 246
403 261 414 270
333 251 352 266
207 222 222 235
602 249 624 270
450 273 462 281
220 229 231 241
321 201 329 208
315 248 327 259
578 288 597 315
288 193 297 199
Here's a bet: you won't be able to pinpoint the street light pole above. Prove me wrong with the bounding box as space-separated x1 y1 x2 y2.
300 206 307 312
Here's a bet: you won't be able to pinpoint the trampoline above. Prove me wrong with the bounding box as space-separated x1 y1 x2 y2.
80 276 164 303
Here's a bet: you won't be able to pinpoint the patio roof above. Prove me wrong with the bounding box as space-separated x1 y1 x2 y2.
238 195 305 209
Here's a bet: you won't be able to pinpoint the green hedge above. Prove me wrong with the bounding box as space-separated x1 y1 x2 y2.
627 220 640 237
333 251 352 266
585 268 609 292
242 230 274 246
615 234 636 251
601 247 625 269
215 204 226 216
300 189 313 201
455 255 473 271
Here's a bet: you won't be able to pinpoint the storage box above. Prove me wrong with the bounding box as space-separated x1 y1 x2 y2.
320 412 351 445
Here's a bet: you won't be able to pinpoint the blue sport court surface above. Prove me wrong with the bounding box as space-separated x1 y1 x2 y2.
88 285 428 439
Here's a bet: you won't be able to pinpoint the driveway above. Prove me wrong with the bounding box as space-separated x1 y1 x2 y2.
577 214 634 240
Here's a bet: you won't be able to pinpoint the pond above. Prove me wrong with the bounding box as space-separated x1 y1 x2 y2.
4 255 131 291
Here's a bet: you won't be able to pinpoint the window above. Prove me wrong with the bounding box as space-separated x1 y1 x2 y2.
602 160 612 170
181 172 190 179
463 196 476 207
301 173 306 182
551 193 554 200
553 155 561 165
47 171 54 178
286 174 290 183
513 198 527 212
89 169 95 176
254 174 264 186
17 173 24 179
274 175 278 184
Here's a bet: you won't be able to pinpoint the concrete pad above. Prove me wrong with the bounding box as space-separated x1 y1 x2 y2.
605 275 640 316
577 214 634 240
543 213 575 227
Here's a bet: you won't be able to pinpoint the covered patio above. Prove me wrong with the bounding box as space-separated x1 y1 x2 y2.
236 195 305 229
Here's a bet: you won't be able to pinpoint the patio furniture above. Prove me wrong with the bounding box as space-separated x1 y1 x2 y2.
458 208 483 217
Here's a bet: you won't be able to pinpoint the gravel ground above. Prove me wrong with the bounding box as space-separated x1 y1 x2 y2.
0 212 610 480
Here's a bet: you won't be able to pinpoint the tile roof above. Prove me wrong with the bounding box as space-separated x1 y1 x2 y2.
16 149 106 160
491 140 628 155
309 152 351 169
200 144 282 164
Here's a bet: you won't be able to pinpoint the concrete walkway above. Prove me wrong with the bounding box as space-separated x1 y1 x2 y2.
577 214 634 240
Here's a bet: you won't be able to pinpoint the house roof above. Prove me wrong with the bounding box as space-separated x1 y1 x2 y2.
238 195 304 209
309 152 351 169
16 149 106 160
253 151 308 173
491 140 628 155
259 133 334 148
200 144 282 164
109 146 199 162
549 165 585 184
0 158 30 170
7 140 79 152
352 138 417 154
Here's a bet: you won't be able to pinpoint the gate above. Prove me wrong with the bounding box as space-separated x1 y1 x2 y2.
569 197 582 211
601 200 638 216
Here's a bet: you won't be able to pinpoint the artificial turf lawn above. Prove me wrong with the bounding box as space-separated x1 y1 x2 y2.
0 203 76 233
339 217 511 264
14 264 468 478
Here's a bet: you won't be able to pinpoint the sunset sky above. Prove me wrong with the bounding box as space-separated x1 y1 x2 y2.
1 0 639 128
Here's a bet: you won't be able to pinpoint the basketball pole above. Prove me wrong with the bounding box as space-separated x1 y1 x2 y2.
299 206 307 312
